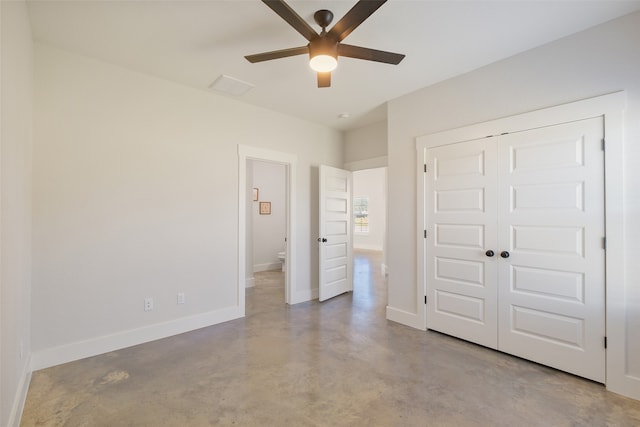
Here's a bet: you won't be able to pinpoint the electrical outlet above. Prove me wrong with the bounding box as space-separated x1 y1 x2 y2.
177 292 185 304
144 297 154 311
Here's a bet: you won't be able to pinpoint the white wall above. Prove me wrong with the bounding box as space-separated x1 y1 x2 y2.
32 44 343 368
344 120 387 164
1 1 33 425
386 11 640 398
353 168 386 252
251 160 286 272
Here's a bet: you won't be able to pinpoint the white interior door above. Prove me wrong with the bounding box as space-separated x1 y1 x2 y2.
426 139 499 348
497 117 606 382
319 165 353 302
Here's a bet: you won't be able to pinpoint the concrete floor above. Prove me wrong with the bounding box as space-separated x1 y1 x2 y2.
21 250 640 426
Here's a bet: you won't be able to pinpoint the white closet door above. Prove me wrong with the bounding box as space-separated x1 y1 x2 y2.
496 117 605 382
426 139 499 348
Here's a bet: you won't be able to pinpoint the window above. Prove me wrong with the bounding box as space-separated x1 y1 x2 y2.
353 196 369 233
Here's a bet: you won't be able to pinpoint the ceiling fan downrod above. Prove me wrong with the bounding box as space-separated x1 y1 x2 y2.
313 9 334 33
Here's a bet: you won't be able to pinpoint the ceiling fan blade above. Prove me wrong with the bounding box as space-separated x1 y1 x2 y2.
327 0 387 42
338 44 405 65
262 0 318 42
317 72 331 88
245 46 309 63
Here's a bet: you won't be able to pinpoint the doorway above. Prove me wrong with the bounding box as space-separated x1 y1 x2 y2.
238 146 297 308
247 160 287 286
352 167 387 277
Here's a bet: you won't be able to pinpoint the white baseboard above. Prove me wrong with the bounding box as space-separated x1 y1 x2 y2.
608 374 640 401
8 355 32 427
253 262 282 272
290 287 318 305
245 277 255 288
31 305 244 371
353 243 383 251
386 306 425 331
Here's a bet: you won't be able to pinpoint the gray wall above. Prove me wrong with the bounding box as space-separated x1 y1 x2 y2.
344 120 387 164
1 1 33 424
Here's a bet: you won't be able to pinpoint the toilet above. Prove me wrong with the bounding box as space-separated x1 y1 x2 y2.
277 251 286 272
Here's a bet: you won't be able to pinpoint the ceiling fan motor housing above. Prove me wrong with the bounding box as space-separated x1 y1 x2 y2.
309 37 338 60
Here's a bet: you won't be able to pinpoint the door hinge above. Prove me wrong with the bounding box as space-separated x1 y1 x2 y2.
424 229 427 239
602 237 607 250
602 138 605 150
604 336 608 349
425 295 427 305
424 163 427 173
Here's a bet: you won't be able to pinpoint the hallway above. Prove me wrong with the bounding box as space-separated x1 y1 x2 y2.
21 250 640 426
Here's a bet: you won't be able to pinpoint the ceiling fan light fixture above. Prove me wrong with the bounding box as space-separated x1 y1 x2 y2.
309 54 337 72
246 1 405 87
309 38 338 72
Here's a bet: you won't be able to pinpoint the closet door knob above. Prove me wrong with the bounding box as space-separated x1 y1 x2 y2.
485 250 495 257
500 251 510 258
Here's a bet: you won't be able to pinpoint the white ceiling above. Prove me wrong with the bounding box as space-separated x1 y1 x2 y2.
26 0 640 131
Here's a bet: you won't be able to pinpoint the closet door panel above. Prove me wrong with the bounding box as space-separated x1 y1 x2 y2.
426 139 498 348
497 117 605 382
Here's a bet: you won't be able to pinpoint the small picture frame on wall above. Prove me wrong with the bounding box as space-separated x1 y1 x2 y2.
252 188 259 201
259 201 271 215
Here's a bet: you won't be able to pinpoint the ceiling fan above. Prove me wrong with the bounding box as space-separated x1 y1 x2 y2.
245 0 405 88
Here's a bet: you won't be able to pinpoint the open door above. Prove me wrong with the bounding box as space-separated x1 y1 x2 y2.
318 165 353 301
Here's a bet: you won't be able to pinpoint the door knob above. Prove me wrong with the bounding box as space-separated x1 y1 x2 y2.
500 251 510 258
317 238 327 243
485 250 495 257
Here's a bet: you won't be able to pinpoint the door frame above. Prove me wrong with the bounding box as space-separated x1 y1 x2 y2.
416 91 631 396
238 145 297 306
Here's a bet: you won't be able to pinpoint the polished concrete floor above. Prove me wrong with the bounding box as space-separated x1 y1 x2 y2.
21 250 640 426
